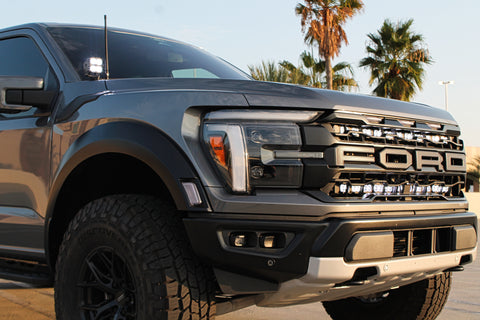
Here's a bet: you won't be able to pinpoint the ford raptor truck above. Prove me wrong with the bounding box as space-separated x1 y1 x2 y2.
0 23 476 320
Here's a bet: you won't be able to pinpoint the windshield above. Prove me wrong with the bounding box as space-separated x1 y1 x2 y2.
47 26 250 81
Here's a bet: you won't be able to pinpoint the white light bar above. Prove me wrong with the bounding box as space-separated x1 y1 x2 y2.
335 125 450 144
337 182 450 197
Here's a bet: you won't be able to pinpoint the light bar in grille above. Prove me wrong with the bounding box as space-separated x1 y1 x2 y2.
335 181 450 199
332 124 461 149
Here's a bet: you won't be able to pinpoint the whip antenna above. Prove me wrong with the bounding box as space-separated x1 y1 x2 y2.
104 15 110 79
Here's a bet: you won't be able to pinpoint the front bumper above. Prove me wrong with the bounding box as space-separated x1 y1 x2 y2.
184 209 477 299
256 248 477 306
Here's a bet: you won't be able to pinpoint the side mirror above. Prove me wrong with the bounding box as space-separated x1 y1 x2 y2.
0 76 55 111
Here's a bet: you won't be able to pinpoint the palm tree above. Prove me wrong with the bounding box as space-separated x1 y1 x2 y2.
359 19 432 101
248 61 289 82
468 156 480 180
297 51 324 87
295 0 364 89
467 155 480 192
331 61 358 91
249 52 358 91
285 51 358 91
277 60 311 86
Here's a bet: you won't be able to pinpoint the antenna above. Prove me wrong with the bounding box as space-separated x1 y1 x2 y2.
104 15 110 79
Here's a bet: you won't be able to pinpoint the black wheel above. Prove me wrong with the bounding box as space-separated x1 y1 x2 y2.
322 272 452 320
54 195 216 320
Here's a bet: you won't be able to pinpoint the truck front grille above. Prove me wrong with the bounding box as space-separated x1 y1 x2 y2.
301 111 466 202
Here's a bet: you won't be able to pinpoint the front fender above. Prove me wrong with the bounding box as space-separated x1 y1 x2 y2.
48 120 206 215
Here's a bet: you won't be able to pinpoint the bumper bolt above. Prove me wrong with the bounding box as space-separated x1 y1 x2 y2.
267 259 276 267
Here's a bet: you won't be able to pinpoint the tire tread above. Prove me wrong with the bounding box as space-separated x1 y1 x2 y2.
55 195 216 320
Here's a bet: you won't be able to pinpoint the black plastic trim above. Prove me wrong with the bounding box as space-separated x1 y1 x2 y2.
183 217 328 283
311 212 478 257
184 212 477 285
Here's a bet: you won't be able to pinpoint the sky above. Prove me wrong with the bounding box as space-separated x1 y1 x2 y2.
1 0 479 146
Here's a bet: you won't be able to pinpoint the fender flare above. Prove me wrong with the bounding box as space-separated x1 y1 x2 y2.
45 120 207 258
49 120 204 212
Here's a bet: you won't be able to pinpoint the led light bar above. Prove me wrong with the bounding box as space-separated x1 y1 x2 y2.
334 125 450 144
336 182 450 198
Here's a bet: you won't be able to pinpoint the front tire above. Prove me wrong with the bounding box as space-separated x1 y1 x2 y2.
54 195 216 320
323 272 452 320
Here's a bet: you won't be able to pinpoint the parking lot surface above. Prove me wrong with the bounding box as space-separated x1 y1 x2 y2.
1 195 478 319
0 246 477 319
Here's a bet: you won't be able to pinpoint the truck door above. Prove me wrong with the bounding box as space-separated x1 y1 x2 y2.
0 36 58 260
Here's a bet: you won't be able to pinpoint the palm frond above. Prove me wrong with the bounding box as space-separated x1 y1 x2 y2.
359 19 432 101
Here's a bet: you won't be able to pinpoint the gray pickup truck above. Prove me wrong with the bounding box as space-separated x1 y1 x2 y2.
0 23 476 320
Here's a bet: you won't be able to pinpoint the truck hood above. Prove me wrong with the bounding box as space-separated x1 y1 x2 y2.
105 78 457 125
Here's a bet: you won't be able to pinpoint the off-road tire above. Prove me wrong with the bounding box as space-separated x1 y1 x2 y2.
54 195 216 320
322 272 452 320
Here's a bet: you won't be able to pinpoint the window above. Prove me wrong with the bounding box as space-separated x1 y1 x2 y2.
171 68 218 79
48 27 250 81
0 37 58 116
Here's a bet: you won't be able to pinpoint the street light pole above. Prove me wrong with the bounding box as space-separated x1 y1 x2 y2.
438 80 454 111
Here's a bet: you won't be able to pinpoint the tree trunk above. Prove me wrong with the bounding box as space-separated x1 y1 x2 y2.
325 56 333 89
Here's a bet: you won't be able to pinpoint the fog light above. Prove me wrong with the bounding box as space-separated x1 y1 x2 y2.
229 232 256 248
260 233 286 249
262 235 275 248
233 235 246 247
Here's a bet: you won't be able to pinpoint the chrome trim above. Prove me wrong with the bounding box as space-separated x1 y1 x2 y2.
206 124 247 192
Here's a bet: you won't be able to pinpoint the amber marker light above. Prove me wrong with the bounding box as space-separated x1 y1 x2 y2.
209 135 226 166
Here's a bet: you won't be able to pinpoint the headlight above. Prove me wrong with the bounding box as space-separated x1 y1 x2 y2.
203 110 320 193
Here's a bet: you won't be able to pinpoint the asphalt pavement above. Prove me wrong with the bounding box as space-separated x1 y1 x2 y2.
0 246 477 319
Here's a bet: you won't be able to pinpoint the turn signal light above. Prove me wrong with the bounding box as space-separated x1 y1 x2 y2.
209 135 227 167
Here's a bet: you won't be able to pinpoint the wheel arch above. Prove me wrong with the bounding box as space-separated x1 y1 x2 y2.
46 120 208 269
